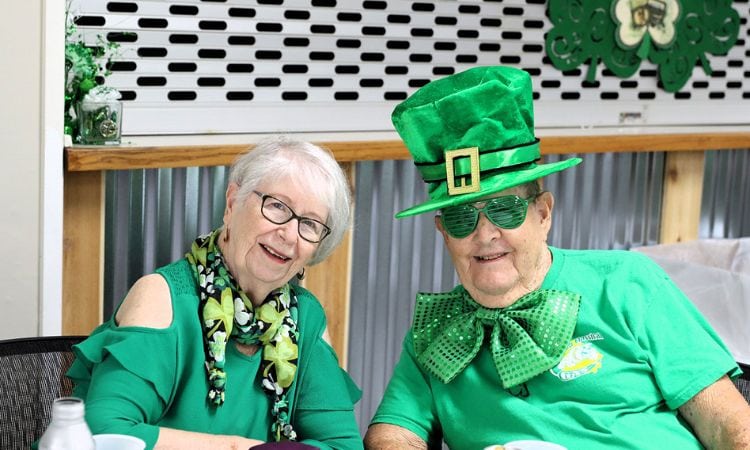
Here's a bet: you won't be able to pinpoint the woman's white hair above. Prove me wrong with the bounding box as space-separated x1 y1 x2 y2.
228 135 352 265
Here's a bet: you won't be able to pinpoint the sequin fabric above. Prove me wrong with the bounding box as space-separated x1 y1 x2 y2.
412 286 581 388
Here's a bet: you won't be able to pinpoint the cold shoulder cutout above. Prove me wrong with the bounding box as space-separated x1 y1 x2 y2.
115 273 173 329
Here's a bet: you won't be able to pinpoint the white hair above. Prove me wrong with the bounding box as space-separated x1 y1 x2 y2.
228 135 352 265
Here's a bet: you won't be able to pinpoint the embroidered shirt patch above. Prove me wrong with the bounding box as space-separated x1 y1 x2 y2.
550 333 604 382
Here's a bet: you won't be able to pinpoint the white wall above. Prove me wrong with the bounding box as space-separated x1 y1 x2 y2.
0 2 43 338
0 2 63 339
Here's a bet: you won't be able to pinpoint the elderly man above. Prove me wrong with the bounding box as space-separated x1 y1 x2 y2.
364 66 750 450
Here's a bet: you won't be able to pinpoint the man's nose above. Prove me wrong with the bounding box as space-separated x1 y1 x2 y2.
474 212 500 240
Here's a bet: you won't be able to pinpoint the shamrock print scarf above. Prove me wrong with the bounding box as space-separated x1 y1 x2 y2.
187 229 300 441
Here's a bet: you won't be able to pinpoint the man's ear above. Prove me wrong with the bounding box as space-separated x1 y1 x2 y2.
434 214 446 235
535 191 555 229
435 214 454 243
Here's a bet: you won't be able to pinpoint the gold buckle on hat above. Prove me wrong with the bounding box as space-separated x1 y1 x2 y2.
445 147 480 196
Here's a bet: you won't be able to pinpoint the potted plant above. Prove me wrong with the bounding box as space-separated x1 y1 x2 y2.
65 1 122 144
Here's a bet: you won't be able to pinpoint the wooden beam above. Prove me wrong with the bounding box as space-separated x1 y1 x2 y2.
539 132 750 155
65 141 411 171
300 163 355 368
65 132 750 172
659 151 706 244
63 170 104 334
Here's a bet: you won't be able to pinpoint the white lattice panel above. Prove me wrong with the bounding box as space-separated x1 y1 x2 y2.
69 0 750 135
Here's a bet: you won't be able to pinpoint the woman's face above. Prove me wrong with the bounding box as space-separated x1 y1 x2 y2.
435 186 554 308
221 176 327 302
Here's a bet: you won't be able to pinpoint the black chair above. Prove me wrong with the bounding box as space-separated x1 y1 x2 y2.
735 362 750 404
0 335 85 450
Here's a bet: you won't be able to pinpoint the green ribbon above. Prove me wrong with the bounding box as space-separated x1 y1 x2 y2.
412 287 581 388
416 140 541 183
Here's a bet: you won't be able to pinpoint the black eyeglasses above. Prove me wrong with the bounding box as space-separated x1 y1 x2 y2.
440 194 539 239
253 191 330 243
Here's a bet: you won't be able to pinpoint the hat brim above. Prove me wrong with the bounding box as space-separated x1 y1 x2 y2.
395 157 582 218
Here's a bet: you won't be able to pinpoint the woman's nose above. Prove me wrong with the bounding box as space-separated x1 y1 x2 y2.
277 219 299 242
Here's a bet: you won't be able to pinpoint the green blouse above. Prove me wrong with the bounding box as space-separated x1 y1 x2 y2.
67 259 363 450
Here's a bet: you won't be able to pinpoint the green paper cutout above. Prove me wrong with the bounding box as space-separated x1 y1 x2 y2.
545 0 740 93
636 33 652 60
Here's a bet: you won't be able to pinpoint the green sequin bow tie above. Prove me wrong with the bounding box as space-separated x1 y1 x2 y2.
412 287 581 388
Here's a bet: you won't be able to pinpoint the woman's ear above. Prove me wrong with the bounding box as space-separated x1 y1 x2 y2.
223 182 240 224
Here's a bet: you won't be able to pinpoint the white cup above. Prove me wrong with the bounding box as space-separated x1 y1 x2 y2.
505 440 568 450
93 434 146 450
500 440 568 450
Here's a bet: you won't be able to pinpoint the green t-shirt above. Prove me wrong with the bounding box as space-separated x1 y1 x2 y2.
67 259 363 450
371 247 740 450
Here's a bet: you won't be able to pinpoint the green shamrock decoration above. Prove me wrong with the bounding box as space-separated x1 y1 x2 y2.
545 0 740 92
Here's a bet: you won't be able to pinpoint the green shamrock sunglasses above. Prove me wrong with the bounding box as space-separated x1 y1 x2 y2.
440 194 538 239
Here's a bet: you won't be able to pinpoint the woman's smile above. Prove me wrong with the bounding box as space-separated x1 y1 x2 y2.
259 243 292 263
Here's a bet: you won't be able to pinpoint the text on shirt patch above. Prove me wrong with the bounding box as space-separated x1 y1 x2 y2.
549 333 604 382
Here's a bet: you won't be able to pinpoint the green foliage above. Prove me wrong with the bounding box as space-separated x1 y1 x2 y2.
65 2 121 141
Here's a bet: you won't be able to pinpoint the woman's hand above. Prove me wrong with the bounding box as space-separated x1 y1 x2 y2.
242 437 266 449
156 427 264 449
243 437 266 449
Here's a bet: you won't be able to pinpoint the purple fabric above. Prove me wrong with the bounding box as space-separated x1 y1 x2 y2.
252 442 319 450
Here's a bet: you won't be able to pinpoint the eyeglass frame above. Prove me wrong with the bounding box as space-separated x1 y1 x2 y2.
253 190 331 243
438 193 543 239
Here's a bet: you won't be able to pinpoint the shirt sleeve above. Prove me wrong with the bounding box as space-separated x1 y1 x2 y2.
292 337 363 450
67 324 177 449
633 256 741 409
369 331 441 445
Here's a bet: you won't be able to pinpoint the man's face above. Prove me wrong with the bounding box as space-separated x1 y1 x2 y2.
435 186 554 308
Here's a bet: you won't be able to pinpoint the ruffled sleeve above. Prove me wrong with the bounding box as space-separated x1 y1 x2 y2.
293 338 363 450
289 286 363 450
67 322 178 450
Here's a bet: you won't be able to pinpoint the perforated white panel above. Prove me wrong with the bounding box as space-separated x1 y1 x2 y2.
70 0 750 135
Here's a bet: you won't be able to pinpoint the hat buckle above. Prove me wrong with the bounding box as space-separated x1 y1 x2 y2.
445 147 481 196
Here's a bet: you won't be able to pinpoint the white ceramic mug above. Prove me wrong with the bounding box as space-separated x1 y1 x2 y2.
484 441 568 450
93 434 146 450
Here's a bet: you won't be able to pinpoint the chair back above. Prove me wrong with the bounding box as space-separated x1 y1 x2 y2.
0 335 85 450
735 362 750 404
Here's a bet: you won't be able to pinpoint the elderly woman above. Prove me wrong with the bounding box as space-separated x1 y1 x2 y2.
364 66 750 449
67 137 363 450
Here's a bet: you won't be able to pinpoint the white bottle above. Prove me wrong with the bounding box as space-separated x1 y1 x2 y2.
38 397 95 450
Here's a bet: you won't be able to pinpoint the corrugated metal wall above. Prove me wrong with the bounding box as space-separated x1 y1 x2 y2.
102 149 750 434
103 166 230 317
700 149 750 239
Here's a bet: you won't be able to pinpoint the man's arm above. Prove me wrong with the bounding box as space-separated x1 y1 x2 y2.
364 424 427 450
678 375 750 449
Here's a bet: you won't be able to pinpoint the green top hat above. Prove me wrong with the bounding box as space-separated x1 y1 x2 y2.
393 66 582 218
